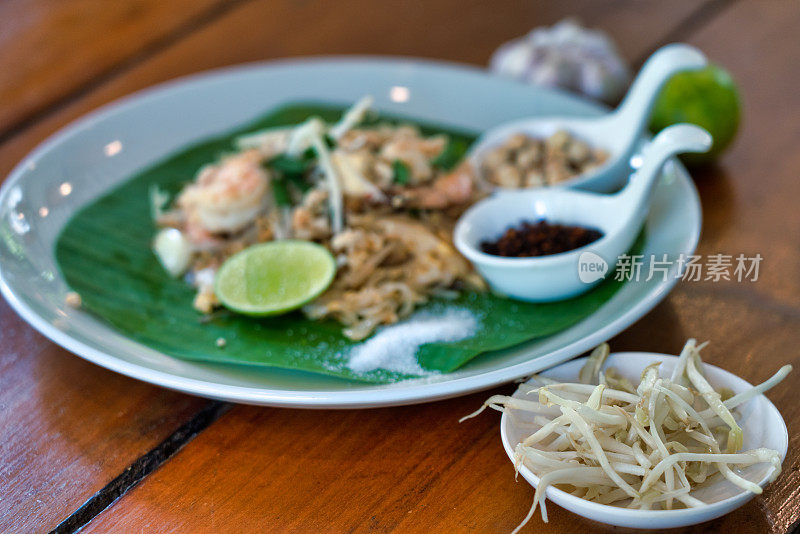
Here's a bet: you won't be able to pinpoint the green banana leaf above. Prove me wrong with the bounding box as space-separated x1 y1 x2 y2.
55 103 636 384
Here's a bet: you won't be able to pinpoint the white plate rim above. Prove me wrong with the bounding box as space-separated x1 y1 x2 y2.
0 57 701 408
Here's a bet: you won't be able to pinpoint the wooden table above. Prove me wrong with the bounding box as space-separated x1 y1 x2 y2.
1 1 798 532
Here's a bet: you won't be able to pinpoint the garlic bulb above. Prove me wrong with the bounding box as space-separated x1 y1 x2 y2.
490 19 631 105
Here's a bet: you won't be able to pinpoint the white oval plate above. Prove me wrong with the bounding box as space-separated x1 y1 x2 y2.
0 58 701 408
501 352 788 529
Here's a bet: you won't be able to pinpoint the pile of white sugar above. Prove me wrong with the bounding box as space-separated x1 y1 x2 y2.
346 308 478 376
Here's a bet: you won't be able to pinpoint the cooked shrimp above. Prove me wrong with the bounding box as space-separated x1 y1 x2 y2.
395 161 476 209
177 149 269 241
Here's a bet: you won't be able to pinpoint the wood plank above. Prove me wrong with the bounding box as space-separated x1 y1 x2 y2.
80 284 799 533
0 299 209 533
616 3 800 530
683 0 800 310
0 0 710 181
0 0 233 135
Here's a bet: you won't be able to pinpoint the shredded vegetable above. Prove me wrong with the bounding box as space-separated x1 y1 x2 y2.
329 95 374 140
462 339 790 531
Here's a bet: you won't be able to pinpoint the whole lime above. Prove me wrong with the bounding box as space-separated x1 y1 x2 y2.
650 64 741 166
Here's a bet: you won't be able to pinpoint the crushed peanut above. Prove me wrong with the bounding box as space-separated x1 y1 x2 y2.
482 131 608 188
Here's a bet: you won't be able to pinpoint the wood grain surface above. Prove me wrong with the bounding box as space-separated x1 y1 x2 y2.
0 299 209 533
0 0 235 137
80 285 799 534
2 0 799 533
0 0 711 179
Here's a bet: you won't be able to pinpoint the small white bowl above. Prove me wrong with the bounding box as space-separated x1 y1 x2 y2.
454 124 711 302
500 352 789 529
453 188 628 301
469 44 707 193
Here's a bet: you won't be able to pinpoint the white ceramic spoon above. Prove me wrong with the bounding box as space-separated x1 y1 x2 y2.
501 352 788 529
470 43 708 192
453 123 711 301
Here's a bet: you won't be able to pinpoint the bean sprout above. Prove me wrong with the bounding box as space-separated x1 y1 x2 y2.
462 339 790 531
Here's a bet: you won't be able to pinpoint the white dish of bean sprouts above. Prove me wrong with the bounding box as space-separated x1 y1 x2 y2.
466 340 790 530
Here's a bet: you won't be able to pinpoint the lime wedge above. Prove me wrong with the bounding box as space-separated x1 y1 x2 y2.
214 240 336 316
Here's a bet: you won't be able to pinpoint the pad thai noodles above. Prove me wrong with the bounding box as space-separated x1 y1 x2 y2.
152 96 488 340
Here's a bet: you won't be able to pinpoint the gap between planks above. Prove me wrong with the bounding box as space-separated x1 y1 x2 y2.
50 402 231 533
632 0 738 67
